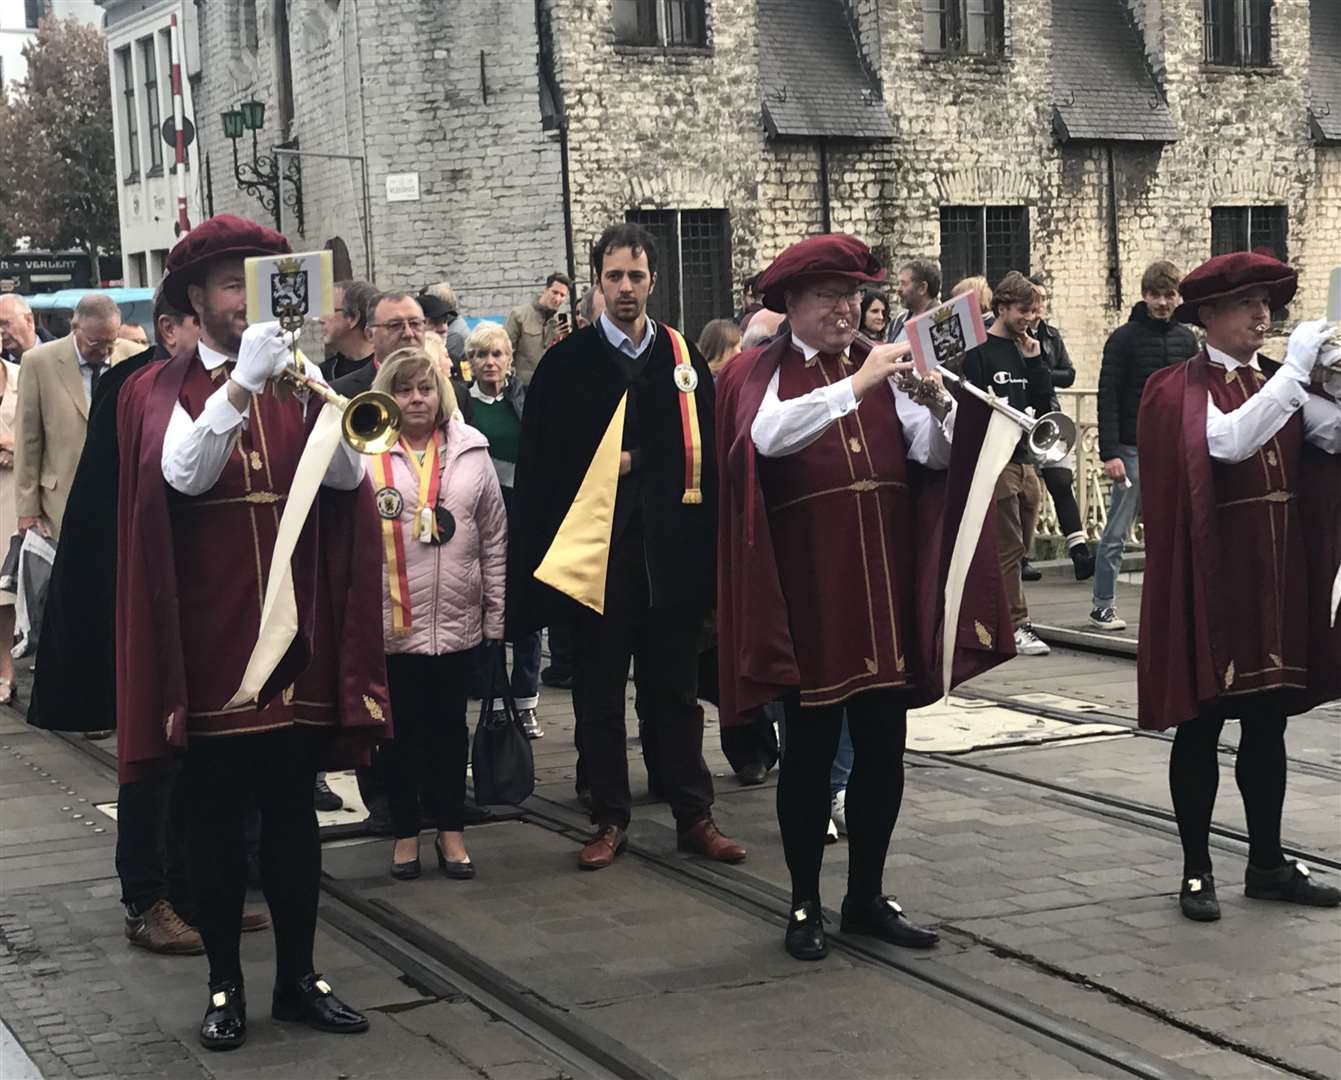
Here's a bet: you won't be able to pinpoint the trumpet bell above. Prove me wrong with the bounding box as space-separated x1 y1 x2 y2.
342 390 402 455
1028 411 1077 466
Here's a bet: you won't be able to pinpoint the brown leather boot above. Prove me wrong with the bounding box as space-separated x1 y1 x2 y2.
125 900 205 955
240 908 271 933
577 825 627 870
678 820 747 864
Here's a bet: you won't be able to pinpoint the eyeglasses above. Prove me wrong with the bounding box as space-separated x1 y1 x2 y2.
371 319 426 334
812 288 863 307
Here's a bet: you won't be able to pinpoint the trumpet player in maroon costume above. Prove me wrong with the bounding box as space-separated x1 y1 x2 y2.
715 235 1014 961
1137 251 1341 922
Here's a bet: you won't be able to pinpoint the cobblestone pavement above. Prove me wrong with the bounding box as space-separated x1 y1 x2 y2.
2 567 1338 1078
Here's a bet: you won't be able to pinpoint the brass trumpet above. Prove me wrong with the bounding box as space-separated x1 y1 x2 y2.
838 321 1077 466
275 363 402 455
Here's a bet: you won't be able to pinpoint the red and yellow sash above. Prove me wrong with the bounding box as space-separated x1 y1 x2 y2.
665 326 703 505
372 433 442 633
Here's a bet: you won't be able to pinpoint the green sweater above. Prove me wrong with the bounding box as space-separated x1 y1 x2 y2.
470 392 521 487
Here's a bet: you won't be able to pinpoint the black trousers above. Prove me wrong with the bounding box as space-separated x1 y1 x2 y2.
383 651 469 837
183 726 324 988
116 764 191 918
1169 705 1288 876
777 689 908 905
1040 466 1083 540
573 530 714 831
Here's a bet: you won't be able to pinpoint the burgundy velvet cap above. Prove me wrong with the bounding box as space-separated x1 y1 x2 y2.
1174 250 1298 326
161 214 291 313
755 234 886 313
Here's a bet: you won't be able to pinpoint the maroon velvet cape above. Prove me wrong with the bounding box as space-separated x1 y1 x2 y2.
114 350 392 782
714 335 1015 728
1136 352 1341 731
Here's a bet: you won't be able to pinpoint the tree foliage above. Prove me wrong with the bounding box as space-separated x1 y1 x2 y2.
0 17 119 266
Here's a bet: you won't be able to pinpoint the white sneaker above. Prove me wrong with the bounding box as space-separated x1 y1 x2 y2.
1013 624 1051 656
825 818 839 844
1088 607 1127 632
830 789 847 835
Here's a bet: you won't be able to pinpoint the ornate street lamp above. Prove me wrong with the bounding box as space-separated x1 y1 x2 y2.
219 98 304 235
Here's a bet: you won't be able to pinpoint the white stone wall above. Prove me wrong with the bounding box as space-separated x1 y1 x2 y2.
191 0 1335 365
196 0 566 316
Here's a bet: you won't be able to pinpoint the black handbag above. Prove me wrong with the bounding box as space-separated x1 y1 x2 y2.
471 644 535 805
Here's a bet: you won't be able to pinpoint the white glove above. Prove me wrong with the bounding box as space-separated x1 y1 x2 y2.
232 321 292 394
1283 319 1333 382
1324 368 1341 402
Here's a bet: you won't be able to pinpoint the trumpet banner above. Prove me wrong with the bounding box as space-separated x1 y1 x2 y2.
942 409 1022 699
224 401 345 708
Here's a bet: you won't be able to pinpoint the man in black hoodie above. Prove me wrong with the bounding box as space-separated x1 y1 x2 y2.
1089 260 1199 631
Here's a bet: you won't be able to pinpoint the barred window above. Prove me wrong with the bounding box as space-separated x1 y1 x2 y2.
939 206 1029 293
613 0 707 47
1210 206 1287 261
625 209 732 339
922 0 1004 56
1203 0 1271 66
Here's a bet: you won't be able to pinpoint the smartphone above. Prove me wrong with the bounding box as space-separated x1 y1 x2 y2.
556 312 571 331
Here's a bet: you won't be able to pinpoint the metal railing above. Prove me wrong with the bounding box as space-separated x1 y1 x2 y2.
1034 389 1143 550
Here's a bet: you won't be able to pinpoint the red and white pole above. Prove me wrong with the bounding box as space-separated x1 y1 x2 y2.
169 12 190 234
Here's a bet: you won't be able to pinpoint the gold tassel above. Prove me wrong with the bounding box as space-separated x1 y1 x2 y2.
682 490 702 505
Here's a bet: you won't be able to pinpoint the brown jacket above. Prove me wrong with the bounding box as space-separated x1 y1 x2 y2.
15 334 140 537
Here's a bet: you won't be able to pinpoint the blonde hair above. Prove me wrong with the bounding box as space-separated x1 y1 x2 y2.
953 275 993 314
372 347 454 428
422 330 453 381
465 321 511 360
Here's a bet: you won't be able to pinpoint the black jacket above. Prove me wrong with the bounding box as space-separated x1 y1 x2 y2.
507 322 716 636
1097 303 1199 460
332 359 474 425
29 345 161 731
1034 320 1074 411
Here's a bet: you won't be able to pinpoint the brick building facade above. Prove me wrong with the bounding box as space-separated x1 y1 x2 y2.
190 0 1340 377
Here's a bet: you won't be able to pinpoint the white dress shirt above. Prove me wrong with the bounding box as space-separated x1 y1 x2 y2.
750 334 956 467
161 339 364 495
599 312 657 358
1204 345 1341 464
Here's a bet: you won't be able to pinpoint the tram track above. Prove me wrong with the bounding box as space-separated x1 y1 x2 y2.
25 695 1333 1078
41 721 1214 1080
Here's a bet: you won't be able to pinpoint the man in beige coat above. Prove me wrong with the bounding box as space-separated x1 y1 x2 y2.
16 293 140 539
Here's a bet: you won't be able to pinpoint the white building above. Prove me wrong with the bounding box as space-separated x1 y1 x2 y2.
99 0 204 286
0 0 101 95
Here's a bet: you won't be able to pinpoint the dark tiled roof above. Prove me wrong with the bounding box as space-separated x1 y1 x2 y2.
757 0 894 140
1052 0 1178 143
1311 0 1341 142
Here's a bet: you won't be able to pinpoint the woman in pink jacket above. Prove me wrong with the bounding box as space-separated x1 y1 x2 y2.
368 347 507 881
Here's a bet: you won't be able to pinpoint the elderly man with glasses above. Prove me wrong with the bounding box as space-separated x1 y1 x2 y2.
15 292 140 540
332 290 473 423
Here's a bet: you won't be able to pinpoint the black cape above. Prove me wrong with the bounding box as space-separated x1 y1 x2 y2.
506 321 717 638
28 345 161 731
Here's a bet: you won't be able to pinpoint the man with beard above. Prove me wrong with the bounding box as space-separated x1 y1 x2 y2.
509 222 746 871
112 215 390 1049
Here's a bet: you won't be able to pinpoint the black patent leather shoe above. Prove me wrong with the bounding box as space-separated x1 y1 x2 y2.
840 895 939 949
785 900 828 961
199 980 246 1051
272 973 369 1034
1179 873 1221 921
1245 860 1341 907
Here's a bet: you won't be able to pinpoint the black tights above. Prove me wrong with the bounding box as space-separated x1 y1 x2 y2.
1040 466 1083 541
778 690 908 906
1169 710 1287 877
183 726 325 988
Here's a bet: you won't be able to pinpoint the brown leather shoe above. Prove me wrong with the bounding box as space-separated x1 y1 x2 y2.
678 820 747 864
126 899 205 955
240 908 270 933
577 825 627 870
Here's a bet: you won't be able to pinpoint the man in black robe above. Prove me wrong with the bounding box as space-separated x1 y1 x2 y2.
508 222 746 870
